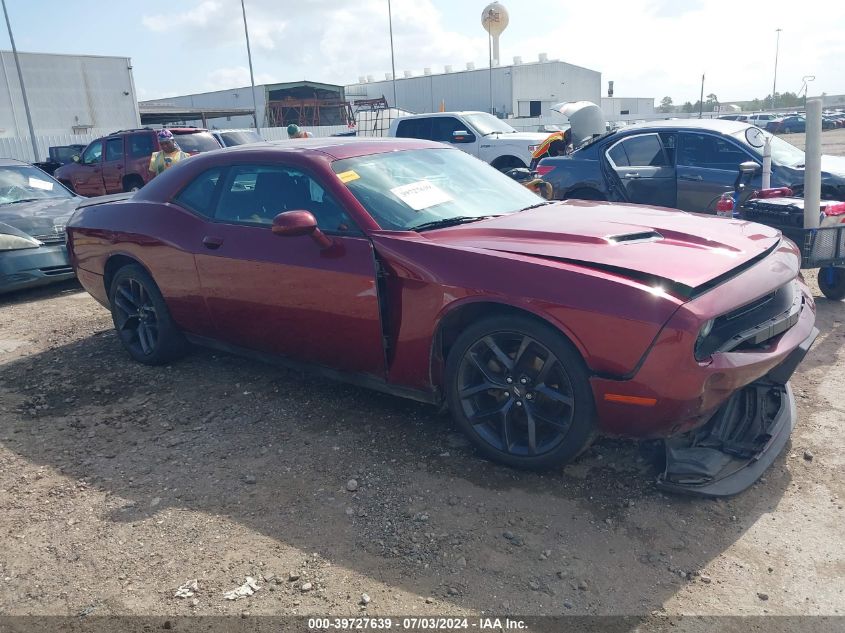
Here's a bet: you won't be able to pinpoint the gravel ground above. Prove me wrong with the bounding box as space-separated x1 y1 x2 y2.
1 141 844 627
776 126 845 155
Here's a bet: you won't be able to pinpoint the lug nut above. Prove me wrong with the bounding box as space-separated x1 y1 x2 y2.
516 401 523 407
520 377 528 384
525 393 533 400
506 377 513 384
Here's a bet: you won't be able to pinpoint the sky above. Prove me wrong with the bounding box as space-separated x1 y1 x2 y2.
2 0 845 105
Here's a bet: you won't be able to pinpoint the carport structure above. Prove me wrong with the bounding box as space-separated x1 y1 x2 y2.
263 81 353 128
139 103 256 127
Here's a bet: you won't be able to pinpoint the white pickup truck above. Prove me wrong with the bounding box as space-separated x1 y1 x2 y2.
387 111 550 170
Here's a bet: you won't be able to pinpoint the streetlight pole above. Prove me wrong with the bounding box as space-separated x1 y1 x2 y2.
772 28 782 110
387 0 397 110
240 0 260 133
698 73 705 119
1 0 39 162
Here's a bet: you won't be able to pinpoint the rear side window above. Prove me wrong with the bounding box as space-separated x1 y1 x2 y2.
105 138 123 162
395 118 432 140
174 132 223 153
607 134 667 167
129 133 154 158
174 167 223 217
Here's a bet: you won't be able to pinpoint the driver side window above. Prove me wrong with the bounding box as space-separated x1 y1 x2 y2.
82 142 103 165
213 164 360 235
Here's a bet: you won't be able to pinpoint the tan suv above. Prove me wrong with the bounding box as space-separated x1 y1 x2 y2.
54 127 221 197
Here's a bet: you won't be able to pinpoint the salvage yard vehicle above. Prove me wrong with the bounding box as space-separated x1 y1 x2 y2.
536 119 845 211
0 159 79 293
54 127 222 197
67 138 818 496
33 144 87 176
211 129 265 147
388 111 549 171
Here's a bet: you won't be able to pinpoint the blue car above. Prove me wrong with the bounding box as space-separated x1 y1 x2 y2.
536 119 845 213
0 159 81 294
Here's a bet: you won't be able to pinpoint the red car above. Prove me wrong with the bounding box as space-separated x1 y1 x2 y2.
66 138 818 496
54 128 221 197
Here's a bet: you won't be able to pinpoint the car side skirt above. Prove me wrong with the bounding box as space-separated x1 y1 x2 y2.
184 334 441 406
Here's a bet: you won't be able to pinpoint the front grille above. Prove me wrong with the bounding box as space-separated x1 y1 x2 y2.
695 283 799 360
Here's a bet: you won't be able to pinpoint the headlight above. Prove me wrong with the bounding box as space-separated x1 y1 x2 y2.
699 319 715 339
694 319 715 360
0 233 41 252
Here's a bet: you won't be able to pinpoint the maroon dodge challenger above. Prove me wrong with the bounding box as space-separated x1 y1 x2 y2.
66 138 818 496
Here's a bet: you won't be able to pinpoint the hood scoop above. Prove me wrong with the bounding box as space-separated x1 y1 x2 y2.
607 230 663 245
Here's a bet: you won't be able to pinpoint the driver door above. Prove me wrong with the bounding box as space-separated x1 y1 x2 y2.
193 163 386 377
72 141 106 196
605 133 677 208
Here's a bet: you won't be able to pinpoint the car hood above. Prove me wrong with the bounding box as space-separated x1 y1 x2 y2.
421 201 783 297
0 196 80 238
821 154 845 179
491 132 551 143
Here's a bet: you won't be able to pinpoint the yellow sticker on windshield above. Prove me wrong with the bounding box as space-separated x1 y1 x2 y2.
337 170 360 183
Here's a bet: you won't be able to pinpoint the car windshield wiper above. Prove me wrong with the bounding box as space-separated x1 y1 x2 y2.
5 198 45 204
520 200 555 211
409 215 497 232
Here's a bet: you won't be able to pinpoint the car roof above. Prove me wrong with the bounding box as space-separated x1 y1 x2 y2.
0 158 33 167
617 118 751 134
261 136 445 159
393 111 488 120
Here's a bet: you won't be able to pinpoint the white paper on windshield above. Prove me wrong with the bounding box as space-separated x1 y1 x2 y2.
28 177 54 191
390 180 452 211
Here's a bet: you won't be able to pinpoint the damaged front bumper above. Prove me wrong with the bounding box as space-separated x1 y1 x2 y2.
656 326 818 497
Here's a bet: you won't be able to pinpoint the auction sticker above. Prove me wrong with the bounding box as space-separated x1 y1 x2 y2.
28 177 54 190
336 170 360 183
390 180 452 211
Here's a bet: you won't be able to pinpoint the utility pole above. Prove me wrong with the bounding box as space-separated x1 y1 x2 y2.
698 73 705 119
488 30 494 115
240 0 260 133
772 28 782 110
387 0 397 109
2 0 39 162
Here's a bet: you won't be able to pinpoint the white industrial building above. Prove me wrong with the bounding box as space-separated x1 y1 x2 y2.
0 51 141 160
600 97 656 121
346 57 601 119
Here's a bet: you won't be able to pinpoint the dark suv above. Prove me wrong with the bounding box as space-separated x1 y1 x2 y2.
54 128 221 197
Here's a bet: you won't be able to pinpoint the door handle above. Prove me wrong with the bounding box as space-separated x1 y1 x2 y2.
679 174 703 181
624 172 640 178
202 235 224 249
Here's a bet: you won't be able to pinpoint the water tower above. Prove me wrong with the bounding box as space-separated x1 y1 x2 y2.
481 2 509 66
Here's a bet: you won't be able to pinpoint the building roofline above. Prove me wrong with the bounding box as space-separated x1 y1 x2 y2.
0 49 131 62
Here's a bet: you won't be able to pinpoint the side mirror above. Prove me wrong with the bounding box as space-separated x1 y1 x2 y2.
271 210 332 249
72 155 80 163
451 130 476 144
739 161 759 175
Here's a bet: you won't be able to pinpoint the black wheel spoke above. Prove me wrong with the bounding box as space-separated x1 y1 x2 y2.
116 287 137 311
460 381 500 399
483 336 514 372
467 350 506 387
535 384 574 408
137 323 152 354
116 313 138 331
499 400 514 452
535 352 559 385
526 402 572 431
513 335 533 370
523 402 538 455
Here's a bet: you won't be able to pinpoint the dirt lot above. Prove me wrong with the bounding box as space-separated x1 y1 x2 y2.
1 139 844 629
777 126 845 155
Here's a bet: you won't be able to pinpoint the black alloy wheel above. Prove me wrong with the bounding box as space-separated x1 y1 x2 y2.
109 264 187 365
446 316 596 469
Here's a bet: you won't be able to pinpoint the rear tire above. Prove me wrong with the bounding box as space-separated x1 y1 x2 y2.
818 267 845 301
123 175 144 193
445 315 596 470
109 264 187 365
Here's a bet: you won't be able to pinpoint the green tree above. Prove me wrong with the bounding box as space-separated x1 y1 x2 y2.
658 96 674 113
705 93 719 110
681 101 694 113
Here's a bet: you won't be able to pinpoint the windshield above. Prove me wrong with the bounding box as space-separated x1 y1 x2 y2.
462 113 517 136
0 165 73 204
174 132 222 153
732 128 805 168
219 130 263 146
332 148 542 231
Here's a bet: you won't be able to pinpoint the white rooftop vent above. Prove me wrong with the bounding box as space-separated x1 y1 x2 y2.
358 75 366 83
467 62 475 70
539 52 548 62
445 65 453 73
424 67 432 75
366 74 375 82
404 70 413 78
513 56 522 65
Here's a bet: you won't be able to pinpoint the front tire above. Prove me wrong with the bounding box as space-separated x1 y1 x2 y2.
445 315 596 470
818 267 845 301
109 264 187 364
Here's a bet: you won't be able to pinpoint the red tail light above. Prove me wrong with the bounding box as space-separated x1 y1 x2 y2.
825 202 845 216
535 164 555 176
751 187 794 199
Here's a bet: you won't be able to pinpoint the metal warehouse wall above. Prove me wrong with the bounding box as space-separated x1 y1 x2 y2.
141 85 266 130
0 51 140 159
511 62 601 118
347 66 513 116
601 97 656 121
346 60 600 117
